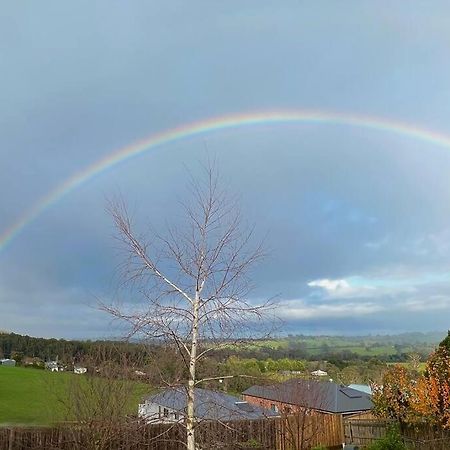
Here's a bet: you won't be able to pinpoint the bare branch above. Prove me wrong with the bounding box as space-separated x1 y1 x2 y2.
103 162 276 450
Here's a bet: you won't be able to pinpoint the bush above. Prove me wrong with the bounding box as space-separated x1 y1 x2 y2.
238 439 263 448
366 426 408 450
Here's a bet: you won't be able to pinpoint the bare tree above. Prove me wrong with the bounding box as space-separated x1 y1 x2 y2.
48 344 142 450
279 383 331 450
408 352 422 373
103 162 275 450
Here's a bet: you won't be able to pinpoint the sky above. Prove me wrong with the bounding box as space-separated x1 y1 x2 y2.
2 2 450 338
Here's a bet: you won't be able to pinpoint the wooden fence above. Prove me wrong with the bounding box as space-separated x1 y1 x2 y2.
277 414 344 450
1 421 270 450
344 418 450 450
344 418 391 447
0 415 345 450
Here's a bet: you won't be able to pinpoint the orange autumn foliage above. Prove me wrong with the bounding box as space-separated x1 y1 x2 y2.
422 346 450 428
374 346 450 428
372 365 418 422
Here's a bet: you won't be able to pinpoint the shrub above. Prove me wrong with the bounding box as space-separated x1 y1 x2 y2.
366 425 408 450
238 438 262 448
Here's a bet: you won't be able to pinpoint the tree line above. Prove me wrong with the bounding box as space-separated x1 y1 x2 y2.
0 332 146 365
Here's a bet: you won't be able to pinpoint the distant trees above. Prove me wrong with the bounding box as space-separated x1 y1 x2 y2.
0 331 149 367
214 356 308 393
339 366 360 385
0 330 438 374
265 357 306 373
10 350 23 364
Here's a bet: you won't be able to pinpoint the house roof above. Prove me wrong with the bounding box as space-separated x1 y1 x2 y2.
348 384 373 395
243 379 373 414
144 387 277 421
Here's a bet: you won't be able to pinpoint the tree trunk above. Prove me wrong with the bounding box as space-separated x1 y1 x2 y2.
186 290 200 450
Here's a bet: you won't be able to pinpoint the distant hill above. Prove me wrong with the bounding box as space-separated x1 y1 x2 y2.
1 330 445 364
287 331 447 345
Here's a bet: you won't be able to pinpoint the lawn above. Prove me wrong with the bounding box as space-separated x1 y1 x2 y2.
0 366 149 426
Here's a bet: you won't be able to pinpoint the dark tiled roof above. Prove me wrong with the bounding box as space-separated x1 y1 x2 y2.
243 379 373 414
145 387 277 421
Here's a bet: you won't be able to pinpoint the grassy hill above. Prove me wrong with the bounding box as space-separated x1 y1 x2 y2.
225 333 444 361
0 366 149 426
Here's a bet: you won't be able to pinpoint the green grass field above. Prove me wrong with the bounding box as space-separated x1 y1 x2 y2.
226 335 437 360
387 361 427 372
0 366 149 426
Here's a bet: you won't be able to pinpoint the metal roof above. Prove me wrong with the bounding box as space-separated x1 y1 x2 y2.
243 379 373 414
144 387 278 421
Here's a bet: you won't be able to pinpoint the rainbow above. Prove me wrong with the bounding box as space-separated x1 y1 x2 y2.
2 109 450 254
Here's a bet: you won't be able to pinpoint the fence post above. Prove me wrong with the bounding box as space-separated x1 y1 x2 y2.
339 414 345 446
8 429 14 450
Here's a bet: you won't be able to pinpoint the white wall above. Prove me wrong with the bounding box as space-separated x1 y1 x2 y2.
138 401 183 424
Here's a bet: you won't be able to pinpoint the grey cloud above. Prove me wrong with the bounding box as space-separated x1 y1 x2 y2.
2 2 450 336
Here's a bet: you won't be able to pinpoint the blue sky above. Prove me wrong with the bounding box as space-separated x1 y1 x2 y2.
2 2 450 338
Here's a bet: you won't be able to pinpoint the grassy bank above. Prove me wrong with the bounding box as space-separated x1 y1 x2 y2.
0 366 149 425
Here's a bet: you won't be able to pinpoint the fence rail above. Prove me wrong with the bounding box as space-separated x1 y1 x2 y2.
10 417 448 449
0 415 344 450
344 418 450 450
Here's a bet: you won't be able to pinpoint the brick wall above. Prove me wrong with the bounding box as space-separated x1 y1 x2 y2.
243 394 303 415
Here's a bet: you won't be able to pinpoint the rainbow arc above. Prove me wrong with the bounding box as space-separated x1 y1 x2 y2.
2 110 450 253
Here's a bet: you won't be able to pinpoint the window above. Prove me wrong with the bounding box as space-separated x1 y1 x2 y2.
163 408 169 418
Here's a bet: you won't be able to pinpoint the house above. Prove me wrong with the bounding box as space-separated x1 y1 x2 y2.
0 358 16 366
243 379 373 418
280 370 303 376
45 361 59 372
74 366 87 374
139 387 278 423
311 369 328 377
